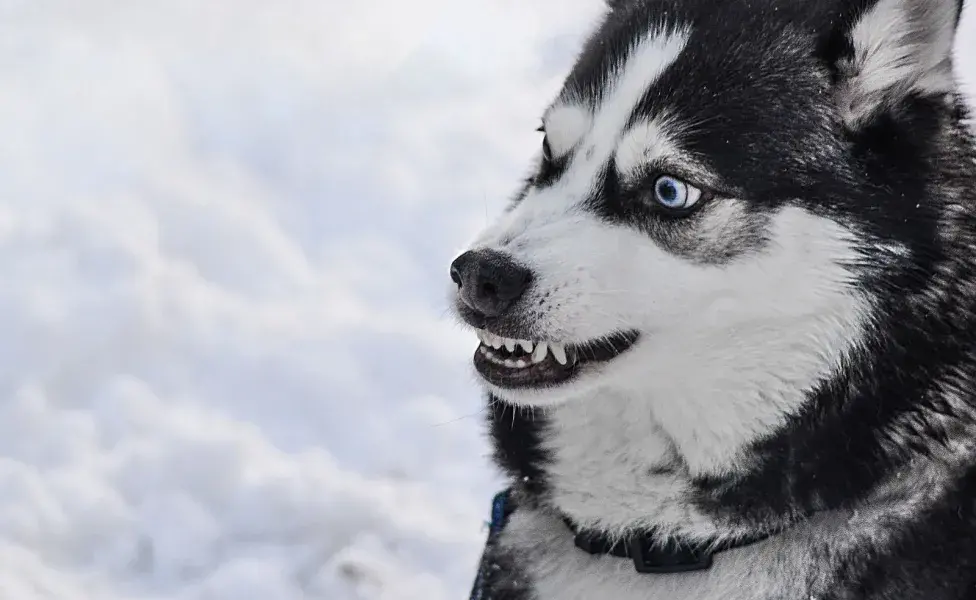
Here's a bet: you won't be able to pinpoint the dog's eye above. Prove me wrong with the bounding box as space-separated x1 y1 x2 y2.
652 175 702 212
536 124 554 162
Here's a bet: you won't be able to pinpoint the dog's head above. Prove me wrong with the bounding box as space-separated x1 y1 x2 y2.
450 0 969 410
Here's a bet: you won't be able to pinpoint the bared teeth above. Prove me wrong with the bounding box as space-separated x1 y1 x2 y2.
550 343 568 365
474 330 574 367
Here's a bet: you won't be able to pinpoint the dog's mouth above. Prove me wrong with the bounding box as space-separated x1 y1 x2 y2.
472 329 640 389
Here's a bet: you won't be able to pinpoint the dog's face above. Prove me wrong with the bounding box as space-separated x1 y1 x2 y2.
450 0 964 409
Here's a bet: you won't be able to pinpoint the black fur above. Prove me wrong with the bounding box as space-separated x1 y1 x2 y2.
487 396 551 498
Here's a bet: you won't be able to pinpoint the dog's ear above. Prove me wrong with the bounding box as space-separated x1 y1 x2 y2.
823 0 964 129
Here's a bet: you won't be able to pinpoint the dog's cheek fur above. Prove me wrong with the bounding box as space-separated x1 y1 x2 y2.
636 199 771 265
479 195 873 415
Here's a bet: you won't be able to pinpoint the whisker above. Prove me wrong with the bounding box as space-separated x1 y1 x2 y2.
430 407 486 428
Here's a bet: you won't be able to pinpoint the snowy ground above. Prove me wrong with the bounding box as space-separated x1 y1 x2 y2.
0 2 973 599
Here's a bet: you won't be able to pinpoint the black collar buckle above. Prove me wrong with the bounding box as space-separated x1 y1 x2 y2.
628 537 713 574
569 518 718 575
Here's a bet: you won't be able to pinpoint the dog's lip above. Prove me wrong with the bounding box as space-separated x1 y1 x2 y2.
472 330 640 390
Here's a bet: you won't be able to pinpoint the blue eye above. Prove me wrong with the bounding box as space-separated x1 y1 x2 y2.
653 175 703 211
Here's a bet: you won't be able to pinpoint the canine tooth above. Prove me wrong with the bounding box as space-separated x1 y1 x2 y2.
551 343 568 365
519 340 533 352
479 346 488 355
531 342 548 363
504 338 516 352
477 330 489 344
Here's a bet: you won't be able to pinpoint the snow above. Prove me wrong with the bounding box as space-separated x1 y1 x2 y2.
0 1 604 598
0 1 972 599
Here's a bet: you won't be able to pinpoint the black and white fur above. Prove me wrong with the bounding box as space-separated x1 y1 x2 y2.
450 0 976 598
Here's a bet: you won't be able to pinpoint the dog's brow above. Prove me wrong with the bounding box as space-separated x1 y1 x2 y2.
584 28 689 165
614 118 679 179
548 29 690 202
542 104 591 160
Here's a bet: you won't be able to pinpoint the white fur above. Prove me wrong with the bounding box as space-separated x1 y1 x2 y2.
840 0 958 127
543 104 592 159
478 204 869 475
614 118 681 181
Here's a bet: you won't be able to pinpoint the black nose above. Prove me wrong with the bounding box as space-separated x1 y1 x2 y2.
450 249 533 318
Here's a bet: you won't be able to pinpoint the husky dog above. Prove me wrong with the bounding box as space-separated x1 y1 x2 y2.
450 0 976 598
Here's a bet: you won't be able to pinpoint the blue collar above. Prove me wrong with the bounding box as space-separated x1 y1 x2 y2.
468 490 513 600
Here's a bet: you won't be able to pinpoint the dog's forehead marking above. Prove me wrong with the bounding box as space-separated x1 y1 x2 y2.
541 28 690 200
614 117 680 180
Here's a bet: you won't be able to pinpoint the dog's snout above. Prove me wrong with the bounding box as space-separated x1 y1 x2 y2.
450 249 532 318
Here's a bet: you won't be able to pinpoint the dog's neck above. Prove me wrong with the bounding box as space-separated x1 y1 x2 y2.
492 387 969 553
490 386 797 545
540 387 728 542
488 302 976 547
488 300 867 541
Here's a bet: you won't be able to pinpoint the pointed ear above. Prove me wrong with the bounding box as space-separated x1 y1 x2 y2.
830 0 964 128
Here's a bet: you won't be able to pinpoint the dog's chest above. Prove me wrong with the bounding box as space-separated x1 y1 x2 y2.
542 393 719 535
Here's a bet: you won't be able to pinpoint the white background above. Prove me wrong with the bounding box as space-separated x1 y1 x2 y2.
0 1 972 598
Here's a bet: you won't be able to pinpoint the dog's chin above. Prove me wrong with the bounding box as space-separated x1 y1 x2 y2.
470 329 641 407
